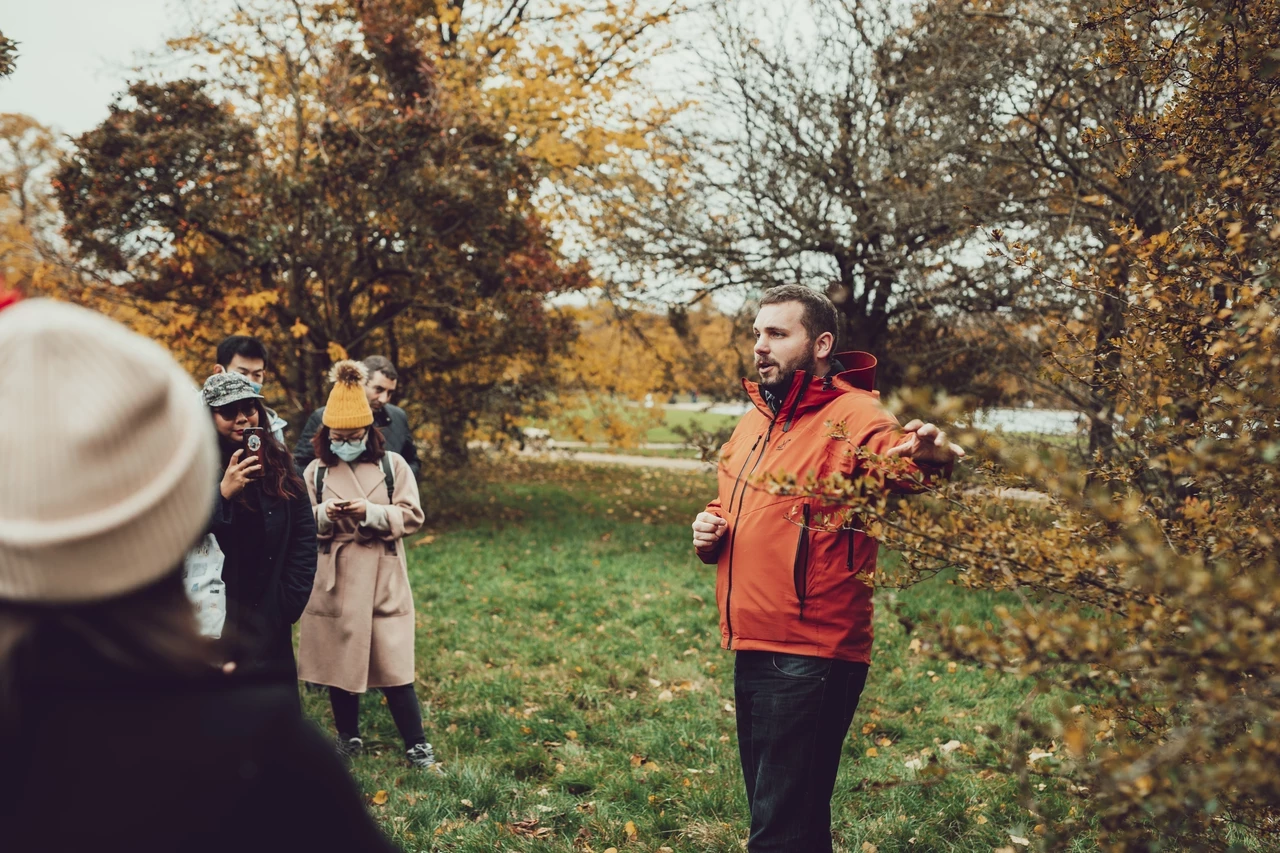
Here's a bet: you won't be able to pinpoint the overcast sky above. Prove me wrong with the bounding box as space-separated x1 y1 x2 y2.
0 1 230 138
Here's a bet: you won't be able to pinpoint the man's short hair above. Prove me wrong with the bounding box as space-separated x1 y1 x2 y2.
216 335 269 368
758 285 840 349
362 355 399 383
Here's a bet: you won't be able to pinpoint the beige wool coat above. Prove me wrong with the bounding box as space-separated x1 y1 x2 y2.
298 451 424 693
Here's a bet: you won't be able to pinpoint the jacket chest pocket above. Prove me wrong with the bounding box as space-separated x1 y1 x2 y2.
373 554 411 617
816 437 855 481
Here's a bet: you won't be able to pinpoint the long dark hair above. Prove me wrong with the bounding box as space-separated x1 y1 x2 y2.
312 423 387 468
0 570 214 717
216 399 305 500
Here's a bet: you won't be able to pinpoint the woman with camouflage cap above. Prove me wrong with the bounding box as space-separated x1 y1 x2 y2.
200 371 317 688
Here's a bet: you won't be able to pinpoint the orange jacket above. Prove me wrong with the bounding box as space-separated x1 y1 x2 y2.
698 352 942 664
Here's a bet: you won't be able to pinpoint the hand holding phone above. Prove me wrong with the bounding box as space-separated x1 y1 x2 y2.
325 499 351 522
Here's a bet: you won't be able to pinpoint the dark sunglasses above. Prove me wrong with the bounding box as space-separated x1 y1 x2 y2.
213 400 258 420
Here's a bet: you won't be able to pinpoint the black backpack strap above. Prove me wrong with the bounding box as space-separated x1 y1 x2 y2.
314 464 328 501
380 455 395 500
379 455 396 554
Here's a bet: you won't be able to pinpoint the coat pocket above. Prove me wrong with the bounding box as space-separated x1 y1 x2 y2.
304 558 343 618
792 504 811 620
373 554 412 617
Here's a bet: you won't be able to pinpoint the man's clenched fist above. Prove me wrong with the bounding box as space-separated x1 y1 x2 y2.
692 512 728 553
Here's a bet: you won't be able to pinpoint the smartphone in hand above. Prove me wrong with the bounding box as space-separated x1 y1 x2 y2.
241 427 265 478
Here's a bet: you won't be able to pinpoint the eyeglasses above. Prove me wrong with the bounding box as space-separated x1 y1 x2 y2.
330 431 368 443
214 400 258 420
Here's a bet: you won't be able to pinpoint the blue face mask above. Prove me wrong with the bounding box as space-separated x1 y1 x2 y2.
246 380 264 395
330 438 366 463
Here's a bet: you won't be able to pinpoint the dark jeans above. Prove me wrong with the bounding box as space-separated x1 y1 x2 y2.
329 684 425 749
734 651 870 853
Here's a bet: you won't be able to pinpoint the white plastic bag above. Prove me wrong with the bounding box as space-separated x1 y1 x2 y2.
183 533 227 639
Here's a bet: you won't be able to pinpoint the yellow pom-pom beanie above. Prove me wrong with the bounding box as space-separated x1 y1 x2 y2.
322 360 374 429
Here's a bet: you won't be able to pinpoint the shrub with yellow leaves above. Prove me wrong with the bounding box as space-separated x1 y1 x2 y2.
764 1 1280 848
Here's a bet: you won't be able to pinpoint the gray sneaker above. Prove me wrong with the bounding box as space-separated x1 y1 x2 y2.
406 742 438 769
336 736 363 758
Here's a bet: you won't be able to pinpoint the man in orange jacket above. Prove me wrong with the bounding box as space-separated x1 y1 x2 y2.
691 285 963 853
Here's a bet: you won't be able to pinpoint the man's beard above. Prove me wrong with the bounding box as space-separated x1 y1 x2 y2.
758 352 818 400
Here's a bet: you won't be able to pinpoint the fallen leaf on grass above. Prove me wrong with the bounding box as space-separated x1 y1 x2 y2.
371 790 388 805
939 740 963 754
658 689 674 702
508 818 553 839
410 535 436 548
625 820 638 839
862 843 878 853
1010 835 1031 846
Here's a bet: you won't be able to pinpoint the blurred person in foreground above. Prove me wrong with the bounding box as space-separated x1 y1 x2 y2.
294 355 420 477
213 334 288 443
200 371 317 689
690 285 964 853
298 361 434 768
0 297 397 852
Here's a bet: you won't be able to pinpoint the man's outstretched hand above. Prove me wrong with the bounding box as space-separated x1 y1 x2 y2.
692 512 728 553
885 420 965 467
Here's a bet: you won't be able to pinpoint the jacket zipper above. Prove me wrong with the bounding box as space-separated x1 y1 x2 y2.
724 416 779 647
727 434 763 516
793 504 811 620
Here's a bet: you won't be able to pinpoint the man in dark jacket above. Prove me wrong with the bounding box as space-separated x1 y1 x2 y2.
294 355 421 477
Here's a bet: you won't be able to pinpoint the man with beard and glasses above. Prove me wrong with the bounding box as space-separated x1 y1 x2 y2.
689 284 964 853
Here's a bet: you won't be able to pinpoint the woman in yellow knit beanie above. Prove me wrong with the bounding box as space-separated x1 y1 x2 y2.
321 360 375 430
298 361 435 768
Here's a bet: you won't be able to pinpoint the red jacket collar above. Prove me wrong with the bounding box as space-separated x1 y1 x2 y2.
741 351 879 425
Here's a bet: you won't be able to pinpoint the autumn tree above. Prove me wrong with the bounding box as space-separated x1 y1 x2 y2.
605 0 1003 389
549 299 747 445
773 0 1280 847
54 1 596 466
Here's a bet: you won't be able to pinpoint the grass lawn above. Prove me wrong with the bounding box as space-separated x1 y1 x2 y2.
533 405 740 446
644 408 740 444
302 460 1093 852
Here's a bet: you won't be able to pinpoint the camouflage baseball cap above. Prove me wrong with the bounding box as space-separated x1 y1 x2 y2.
201 372 265 408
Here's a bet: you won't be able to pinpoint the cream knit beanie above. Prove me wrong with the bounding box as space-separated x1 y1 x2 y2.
0 299 219 603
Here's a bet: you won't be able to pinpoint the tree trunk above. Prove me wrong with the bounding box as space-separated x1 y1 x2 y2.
1087 266 1126 463
434 405 471 469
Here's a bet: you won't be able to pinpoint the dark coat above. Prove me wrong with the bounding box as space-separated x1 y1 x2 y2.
209 486 317 679
293 404 421 478
1 631 397 853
